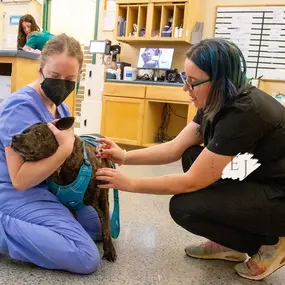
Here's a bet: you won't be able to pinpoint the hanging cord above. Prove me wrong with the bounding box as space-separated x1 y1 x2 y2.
154 104 187 142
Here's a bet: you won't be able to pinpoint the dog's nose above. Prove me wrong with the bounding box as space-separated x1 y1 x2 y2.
12 135 21 143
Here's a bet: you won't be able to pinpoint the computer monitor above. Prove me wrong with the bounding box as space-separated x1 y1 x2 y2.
137 48 174 70
89 40 107 54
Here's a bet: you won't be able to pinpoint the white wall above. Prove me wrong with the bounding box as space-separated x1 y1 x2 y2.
0 0 42 49
50 0 96 45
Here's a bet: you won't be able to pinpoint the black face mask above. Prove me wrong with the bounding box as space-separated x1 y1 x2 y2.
40 70 76 106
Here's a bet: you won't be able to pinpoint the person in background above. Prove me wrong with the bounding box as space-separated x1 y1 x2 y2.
23 30 55 54
0 34 102 274
96 38 285 281
17 14 40 50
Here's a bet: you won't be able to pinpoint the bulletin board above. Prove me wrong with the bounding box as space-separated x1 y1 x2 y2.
214 6 285 80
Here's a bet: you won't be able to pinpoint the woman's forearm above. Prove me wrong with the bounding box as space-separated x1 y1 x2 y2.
130 173 196 195
124 141 180 165
13 146 69 191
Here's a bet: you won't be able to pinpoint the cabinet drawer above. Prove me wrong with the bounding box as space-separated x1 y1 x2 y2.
103 82 146 98
146 85 189 102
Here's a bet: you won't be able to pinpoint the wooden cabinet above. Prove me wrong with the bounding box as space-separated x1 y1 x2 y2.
115 0 202 44
101 96 145 146
0 55 76 116
101 82 197 147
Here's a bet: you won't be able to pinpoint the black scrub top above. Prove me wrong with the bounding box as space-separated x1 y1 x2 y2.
193 86 285 195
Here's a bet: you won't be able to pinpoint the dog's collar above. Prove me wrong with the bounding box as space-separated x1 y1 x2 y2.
46 135 120 239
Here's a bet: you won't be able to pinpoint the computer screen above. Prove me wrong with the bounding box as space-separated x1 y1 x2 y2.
89 40 106 54
137 48 174 70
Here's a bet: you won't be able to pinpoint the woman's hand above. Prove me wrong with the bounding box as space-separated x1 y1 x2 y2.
47 122 75 157
96 168 134 191
95 138 126 165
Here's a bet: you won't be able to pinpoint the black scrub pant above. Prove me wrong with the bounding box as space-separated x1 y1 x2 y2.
169 145 285 256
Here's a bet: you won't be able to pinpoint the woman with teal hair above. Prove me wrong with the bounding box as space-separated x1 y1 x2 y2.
95 38 285 281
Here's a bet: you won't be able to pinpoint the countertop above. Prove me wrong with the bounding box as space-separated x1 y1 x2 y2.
0 50 40 60
106 79 184 87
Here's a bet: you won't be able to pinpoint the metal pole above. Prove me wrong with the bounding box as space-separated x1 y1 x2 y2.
92 0 100 64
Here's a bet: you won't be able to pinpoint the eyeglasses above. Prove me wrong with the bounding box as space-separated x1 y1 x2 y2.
179 73 211 91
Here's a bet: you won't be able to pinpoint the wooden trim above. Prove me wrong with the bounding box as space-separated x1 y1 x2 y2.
216 4 285 8
213 5 218 37
260 79 285 83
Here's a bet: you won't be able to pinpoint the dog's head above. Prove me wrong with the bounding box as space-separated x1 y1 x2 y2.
11 117 75 161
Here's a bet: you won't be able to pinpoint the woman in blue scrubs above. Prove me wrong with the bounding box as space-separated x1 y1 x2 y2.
0 34 102 274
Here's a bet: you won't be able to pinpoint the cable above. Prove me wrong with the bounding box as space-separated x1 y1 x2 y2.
169 105 187 119
154 104 171 143
154 104 187 143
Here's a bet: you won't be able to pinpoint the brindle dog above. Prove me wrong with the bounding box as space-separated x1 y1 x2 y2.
10 116 116 262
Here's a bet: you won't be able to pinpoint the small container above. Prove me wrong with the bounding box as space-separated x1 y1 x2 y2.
123 67 137 81
179 27 183 37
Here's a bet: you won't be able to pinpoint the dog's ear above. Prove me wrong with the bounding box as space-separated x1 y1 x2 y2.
55 117 75 130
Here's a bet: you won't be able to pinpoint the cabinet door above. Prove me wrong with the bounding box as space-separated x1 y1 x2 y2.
101 96 145 146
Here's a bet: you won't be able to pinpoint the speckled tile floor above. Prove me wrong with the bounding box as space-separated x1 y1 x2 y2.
1 161 285 285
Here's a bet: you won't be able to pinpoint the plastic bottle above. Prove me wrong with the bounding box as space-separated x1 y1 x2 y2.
174 27 179 38
116 64 121 80
179 27 183 37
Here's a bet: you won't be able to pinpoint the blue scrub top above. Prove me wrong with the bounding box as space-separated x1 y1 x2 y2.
0 86 70 208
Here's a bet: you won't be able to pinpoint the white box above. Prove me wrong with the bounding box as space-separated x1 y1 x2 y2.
0 75 11 101
79 100 102 135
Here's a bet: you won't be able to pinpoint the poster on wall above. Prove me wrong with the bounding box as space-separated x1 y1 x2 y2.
215 6 285 80
10 15 22 26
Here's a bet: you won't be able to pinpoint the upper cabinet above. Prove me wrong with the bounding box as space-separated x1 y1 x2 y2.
115 0 202 44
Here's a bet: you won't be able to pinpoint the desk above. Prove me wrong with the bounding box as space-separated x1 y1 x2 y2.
0 50 76 116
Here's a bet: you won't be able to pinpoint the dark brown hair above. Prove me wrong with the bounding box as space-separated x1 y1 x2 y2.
40 33 84 74
17 14 40 49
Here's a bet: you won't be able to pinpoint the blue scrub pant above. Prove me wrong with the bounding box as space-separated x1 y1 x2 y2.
0 188 104 274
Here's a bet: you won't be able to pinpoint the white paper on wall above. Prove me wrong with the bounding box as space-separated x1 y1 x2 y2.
215 5 285 80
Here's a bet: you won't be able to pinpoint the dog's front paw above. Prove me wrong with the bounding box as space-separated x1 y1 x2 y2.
103 248 117 262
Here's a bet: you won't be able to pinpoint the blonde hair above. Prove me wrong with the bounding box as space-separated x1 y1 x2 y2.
40 33 83 73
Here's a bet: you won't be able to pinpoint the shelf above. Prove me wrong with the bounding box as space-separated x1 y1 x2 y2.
115 1 196 44
115 36 190 44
